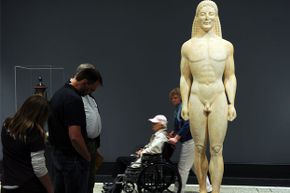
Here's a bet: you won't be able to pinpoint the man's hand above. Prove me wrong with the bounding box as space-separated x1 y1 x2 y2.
168 137 178 145
168 135 181 145
228 104 237 121
135 149 143 157
167 131 175 138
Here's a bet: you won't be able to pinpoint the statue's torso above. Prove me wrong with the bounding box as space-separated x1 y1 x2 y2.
184 37 229 103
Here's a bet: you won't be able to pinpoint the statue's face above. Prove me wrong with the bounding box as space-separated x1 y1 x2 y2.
197 5 216 32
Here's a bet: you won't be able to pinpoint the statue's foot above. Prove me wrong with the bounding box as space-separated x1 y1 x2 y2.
199 188 208 193
199 188 212 193
207 185 212 192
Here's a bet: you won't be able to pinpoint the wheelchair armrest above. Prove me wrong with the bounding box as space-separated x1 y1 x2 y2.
142 153 162 157
141 153 163 163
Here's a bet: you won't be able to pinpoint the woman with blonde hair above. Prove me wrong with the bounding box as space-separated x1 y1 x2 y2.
1 95 53 193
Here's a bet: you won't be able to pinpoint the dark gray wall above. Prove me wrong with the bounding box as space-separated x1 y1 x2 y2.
0 0 4 159
0 0 2 124
1 0 290 164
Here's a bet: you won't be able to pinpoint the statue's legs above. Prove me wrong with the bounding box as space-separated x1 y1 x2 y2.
208 93 228 193
188 95 208 193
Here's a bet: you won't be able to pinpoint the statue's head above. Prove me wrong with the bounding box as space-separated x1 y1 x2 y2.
192 0 222 37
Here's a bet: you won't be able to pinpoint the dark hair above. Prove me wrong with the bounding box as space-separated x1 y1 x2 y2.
4 95 50 141
75 68 103 85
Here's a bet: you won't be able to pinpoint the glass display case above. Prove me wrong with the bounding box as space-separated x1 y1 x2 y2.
14 65 64 111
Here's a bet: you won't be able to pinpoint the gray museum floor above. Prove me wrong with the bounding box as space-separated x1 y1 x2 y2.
92 183 290 193
1 183 290 193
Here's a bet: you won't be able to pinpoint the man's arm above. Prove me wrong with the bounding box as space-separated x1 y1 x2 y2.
180 44 192 120
224 42 237 121
170 120 189 144
69 125 91 161
168 107 190 145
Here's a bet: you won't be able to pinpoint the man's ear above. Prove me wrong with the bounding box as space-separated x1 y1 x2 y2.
79 79 88 86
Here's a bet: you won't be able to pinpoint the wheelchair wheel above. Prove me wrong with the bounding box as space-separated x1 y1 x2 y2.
123 181 136 193
137 162 181 193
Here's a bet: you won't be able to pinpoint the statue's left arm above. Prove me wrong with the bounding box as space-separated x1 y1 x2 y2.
224 42 237 121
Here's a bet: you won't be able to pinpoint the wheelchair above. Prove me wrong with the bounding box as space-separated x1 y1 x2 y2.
103 142 182 193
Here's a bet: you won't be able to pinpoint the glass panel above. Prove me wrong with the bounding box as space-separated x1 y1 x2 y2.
14 65 64 111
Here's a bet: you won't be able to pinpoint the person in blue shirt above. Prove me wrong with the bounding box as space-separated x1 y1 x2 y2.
168 88 212 193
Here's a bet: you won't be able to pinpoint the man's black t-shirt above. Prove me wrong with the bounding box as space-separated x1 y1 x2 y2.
1 126 44 186
48 83 87 156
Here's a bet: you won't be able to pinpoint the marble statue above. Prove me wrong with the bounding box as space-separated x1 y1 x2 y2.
179 1 237 193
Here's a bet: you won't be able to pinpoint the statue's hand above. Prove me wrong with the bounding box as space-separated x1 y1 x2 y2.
228 104 237 121
181 106 189 120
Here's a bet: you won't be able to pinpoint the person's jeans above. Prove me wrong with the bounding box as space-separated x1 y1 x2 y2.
1 176 46 193
87 139 98 193
50 149 89 193
112 156 136 178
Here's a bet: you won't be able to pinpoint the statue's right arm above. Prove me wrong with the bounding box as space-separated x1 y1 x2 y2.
180 44 192 120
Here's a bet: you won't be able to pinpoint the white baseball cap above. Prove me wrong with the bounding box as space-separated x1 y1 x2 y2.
148 114 168 126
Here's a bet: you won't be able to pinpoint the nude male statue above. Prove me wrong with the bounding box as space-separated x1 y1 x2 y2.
179 1 237 193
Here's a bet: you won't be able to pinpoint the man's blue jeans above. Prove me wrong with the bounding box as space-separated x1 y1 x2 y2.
50 149 89 193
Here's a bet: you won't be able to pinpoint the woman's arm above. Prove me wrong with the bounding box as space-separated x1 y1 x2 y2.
31 151 54 193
